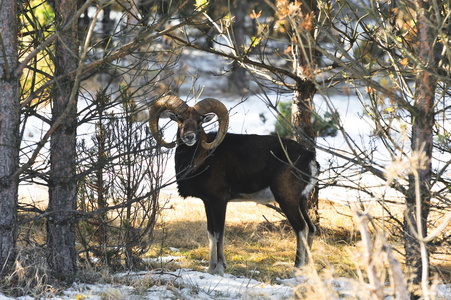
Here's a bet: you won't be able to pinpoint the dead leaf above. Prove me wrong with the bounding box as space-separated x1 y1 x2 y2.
250 10 262 19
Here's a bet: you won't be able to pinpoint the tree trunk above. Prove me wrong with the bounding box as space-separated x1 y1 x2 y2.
0 0 20 275
47 0 79 280
292 80 316 149
404 0 438 290
291 0 319 223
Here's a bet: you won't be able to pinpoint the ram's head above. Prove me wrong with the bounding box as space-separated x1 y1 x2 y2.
149 96 229 150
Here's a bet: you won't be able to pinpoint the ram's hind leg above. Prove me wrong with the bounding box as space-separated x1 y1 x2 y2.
300 194 316 251
298 194 316 265
277 198 311 267
203 199 227 275
272 174 316 268
302 160 319 251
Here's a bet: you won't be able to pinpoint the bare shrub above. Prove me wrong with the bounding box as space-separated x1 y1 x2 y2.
77 89 169 270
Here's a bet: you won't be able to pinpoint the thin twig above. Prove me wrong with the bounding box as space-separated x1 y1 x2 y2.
354 210 385 300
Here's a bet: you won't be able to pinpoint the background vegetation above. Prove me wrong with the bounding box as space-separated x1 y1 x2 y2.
0 0 449 299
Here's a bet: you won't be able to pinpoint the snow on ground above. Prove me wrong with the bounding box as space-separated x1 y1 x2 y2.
0 264 299 299
0 269 299 299
2 267 450 299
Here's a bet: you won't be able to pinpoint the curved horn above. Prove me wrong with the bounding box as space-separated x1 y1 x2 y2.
193 98 229 150
149 95 188 148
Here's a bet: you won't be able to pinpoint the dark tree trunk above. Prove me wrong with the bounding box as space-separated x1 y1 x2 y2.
47 0 79 280
292 80 316 150
291 0 319 223
404 0 438 290
0 0 20 275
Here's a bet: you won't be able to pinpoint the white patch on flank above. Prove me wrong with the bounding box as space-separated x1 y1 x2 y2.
231 187 275 204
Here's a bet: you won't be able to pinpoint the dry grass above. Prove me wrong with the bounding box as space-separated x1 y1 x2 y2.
151 196 346 281
148 194 451 286
1 246 58 298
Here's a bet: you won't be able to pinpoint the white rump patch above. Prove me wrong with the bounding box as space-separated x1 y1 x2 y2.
302 160 318 197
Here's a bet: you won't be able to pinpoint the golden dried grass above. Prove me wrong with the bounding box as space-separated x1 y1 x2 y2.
149 195 451 286
149 196 358 282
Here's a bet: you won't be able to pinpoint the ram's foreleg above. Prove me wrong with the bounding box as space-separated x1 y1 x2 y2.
203 199 227 275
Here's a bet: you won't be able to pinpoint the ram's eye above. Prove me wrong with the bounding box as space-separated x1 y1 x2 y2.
202 113 216 123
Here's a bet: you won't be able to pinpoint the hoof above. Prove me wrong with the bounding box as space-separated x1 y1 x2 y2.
208 262 226 276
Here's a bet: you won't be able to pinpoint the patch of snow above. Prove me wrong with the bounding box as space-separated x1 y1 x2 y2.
0 269 296 300
2 268 449 299
438 285 451 299
143 255 183 264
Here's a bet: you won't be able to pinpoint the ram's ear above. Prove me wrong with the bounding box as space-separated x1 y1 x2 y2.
202 113 216 123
